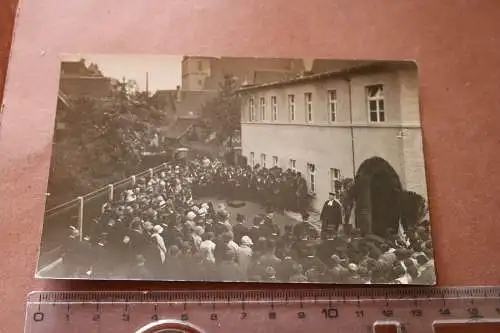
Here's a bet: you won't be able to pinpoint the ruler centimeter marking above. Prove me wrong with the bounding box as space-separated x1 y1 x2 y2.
25 287 500 333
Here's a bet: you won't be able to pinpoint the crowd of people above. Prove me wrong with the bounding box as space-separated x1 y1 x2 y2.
61 157 435 284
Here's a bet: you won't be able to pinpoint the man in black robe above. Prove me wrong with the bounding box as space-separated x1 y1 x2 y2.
320 192 343 239
233 214 249 245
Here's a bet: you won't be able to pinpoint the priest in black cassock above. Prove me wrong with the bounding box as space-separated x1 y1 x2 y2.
320 192 343 239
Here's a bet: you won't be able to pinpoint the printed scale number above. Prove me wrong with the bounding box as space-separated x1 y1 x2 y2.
25 287 500 333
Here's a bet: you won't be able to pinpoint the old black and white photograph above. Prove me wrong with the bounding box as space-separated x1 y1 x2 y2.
36 55 435 284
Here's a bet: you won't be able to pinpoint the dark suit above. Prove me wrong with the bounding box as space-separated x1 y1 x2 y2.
320 199 343 237
233 223 250 244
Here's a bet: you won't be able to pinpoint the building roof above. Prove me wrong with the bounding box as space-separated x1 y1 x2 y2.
237 61 417 92
59 76 114 98
60 60 89 76
153 89 217 117
252 70 300 85
182 56 221 62
60 60 103 77
159 117 200 140
182 57 305 91
309 59 374 74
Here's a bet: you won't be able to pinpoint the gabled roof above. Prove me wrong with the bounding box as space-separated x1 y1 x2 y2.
159 117 200 140
153 90 217 117
60 61 89 76
310 59 374 74
238 61 416 92
59 76 114 98
252 70 300 85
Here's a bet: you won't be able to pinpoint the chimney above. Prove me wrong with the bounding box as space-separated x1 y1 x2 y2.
302 59 314 73
176 85 181 102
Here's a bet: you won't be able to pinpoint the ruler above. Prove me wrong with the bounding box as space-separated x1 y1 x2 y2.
25 287 500 333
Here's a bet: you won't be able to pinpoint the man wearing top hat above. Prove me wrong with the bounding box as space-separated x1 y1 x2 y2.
320 192 344 239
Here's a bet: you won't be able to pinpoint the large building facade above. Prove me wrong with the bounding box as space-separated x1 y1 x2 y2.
238 62 428 233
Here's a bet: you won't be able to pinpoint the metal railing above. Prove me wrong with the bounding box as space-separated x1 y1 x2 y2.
43 162 172 245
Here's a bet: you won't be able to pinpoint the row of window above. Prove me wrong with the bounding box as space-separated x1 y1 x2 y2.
248 84 385 123
248 152 341 194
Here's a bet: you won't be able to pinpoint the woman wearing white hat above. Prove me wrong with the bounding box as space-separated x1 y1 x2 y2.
151 225 167 264
186 211 197 221
192 226 204 251
237 236 253 278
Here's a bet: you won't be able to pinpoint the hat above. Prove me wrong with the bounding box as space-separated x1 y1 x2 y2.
330 254 347 264
328 192 336 196
69 226 80 234
194 226 205 236
184 221 196 231
265 266 276 276
347 263 359 272
241 235 254 246
143 221 154 230
186 211 197 220
153 225 164 234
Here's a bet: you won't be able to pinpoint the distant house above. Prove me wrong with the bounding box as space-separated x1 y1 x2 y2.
181 56 305 91
151 87 217 118
158 116 202 143
59 60 115 98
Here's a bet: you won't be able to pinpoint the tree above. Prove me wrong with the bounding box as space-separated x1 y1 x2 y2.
201 74 241 146
87 62 103 76
46 77 166 208
400 191 428 229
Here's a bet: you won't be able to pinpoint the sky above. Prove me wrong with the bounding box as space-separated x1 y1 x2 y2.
61 54 183 92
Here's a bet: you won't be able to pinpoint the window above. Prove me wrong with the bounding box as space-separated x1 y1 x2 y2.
288 94 295 121
272 156 279 167
289 159 296 170
260 153 267 168
366 84 385 122
260 97 266 121
249 97 255 121
305 93 313 122
307 163 316 193
271 96 278 121
198 79 203 86
197 61 203 71
328 90 337 122
329 168 341 193
250 152 255 168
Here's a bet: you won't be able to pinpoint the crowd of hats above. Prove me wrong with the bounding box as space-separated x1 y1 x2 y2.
62 157 435 284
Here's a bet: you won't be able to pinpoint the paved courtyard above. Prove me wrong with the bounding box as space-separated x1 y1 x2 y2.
202 197 322 233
